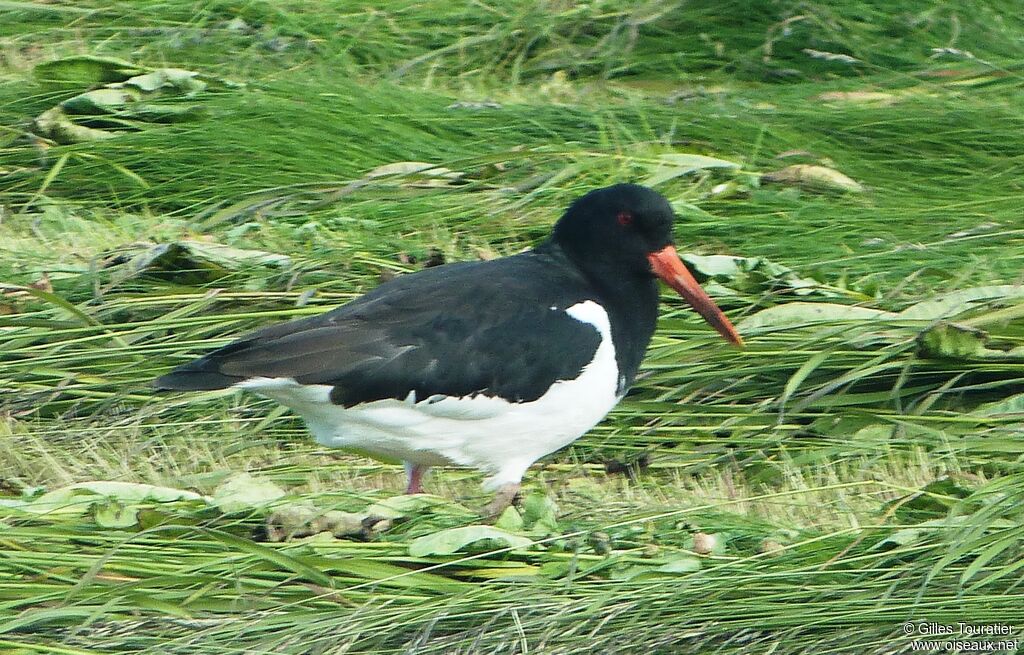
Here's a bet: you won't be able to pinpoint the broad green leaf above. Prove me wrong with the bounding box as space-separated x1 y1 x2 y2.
212 473 286 514
647 556 704 573
654 557 702 574
1 482 205 517
62 87 142 114
971 393 1024 416
34 55 142 87
37 481 205 506
494 506 524 532
408 526 532 556
681 254 745 278
520 492 559 535
94 500 140 528
366 494 450 519
916 322 1024 360
852 424 895 442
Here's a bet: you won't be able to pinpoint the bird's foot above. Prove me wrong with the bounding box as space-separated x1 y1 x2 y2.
482 482 521 519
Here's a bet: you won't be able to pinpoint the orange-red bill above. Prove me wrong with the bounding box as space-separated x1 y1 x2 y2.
647 245 744 347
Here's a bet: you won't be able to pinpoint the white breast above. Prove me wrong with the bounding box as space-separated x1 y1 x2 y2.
235 300 621 489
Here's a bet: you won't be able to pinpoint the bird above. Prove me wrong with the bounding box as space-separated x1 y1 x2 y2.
154 184 743 516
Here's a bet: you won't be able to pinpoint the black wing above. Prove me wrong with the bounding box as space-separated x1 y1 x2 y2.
154 252 604 406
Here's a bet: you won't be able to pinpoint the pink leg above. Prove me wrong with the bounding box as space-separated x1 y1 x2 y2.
404 462 429 495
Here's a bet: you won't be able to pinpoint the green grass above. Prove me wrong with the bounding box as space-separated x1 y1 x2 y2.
3 1 1024 653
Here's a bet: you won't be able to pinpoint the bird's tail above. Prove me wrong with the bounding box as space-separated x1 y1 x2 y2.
152 359 244 391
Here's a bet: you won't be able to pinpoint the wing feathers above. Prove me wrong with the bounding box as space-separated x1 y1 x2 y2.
154 252 605 405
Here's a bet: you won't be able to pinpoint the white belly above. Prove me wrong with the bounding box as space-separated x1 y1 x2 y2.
235 300 621 488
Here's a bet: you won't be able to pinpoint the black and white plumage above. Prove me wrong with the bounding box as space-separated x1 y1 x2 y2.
154 184 743 514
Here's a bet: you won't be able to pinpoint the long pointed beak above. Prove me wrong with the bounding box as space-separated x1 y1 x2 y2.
647 245 744 347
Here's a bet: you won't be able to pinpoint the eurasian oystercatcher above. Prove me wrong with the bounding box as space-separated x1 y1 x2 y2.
154 184 743 515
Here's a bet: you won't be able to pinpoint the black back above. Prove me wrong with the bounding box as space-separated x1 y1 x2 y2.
154 184 678 406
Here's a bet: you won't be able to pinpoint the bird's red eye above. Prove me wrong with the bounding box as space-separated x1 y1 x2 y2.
617 211 634 226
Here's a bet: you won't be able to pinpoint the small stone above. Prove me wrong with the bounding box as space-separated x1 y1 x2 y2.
691 532 718 555
758 539 785 555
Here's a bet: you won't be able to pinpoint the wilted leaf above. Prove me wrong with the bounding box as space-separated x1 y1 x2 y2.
803 49 859 64
643 153 740 187
124 69 207 95
103 241 291 287
946 222 1000 239
817 91 900 105
899 285 1024 320
33 106 117 144
31 64 210 142
738 303 895 331
408 526 532 556
264 504 366 541
881 526 925 547
762 164 864 193
212 473 286 514
682 254 832 297
180 241 292 269
365 162 465 186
